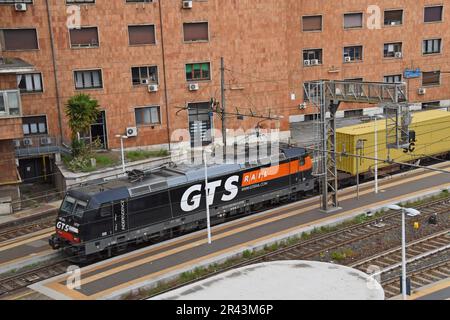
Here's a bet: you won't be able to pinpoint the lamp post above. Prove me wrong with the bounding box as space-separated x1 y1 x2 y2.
385 204 421 300
203 149 212 244
115 134 128 174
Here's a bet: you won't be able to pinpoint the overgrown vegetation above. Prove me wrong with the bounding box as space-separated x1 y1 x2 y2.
331 248 355 262
125 149 169 162
62 152 119 172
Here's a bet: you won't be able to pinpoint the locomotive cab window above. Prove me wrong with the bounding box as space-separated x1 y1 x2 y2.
61 196 76 215
73 200 87 218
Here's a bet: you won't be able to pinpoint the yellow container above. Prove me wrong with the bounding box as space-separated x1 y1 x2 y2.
336 110 450 176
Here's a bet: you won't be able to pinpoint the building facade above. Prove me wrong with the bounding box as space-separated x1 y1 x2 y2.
0 0 449 200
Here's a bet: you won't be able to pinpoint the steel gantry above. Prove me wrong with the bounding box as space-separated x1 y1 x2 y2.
303 80 408 212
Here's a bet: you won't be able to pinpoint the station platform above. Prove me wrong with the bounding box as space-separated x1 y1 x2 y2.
19 162 450 300
412 279 450 300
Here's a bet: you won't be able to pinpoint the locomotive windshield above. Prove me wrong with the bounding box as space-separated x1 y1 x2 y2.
60 195 87 218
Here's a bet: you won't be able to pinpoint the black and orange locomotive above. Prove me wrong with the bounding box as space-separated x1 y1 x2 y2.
49 147 315 261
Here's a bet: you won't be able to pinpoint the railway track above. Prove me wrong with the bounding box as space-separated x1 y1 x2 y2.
0 218 55 244
349 231 450 299
0 261 71 297
143 196 450 299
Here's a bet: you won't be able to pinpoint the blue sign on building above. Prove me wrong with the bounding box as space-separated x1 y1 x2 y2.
404 68 421 79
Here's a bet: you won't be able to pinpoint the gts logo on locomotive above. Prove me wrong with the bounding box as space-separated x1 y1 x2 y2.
181 175 239 212
56 221 79 234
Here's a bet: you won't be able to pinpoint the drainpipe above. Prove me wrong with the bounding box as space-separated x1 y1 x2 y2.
45 0 64 144
158 0 171 151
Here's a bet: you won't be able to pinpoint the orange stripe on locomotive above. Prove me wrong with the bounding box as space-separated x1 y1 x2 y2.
241 157 312 187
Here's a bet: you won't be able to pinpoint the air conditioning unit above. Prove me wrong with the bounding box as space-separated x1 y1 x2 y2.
311 59 319 65
13 140 21 148
15 3 27 12
417 88 426 95
126 127 138 137
188 83 199 91
344 56 352 63
148 84 158 92
23 138 33 146
303 60 311 66
182 0 193 9
40 137 52 145
395 52 403 58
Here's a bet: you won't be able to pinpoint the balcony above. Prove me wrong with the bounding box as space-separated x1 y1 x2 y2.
0 89 23 140
13 136 70 158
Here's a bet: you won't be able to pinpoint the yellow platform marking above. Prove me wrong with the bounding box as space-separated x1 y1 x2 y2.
43 179 450 299
410 279 450 300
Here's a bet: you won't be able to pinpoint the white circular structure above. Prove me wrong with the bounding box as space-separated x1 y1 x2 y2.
152 261 385 300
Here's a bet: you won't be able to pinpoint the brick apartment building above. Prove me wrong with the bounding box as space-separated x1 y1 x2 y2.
0 0 449 203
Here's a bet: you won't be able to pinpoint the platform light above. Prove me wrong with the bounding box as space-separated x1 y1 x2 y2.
384 204 421 300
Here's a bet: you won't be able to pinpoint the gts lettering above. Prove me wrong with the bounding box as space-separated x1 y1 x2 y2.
56 221 70 232
181 175 239 212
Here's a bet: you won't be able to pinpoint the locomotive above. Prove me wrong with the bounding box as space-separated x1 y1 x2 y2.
49 147 315 261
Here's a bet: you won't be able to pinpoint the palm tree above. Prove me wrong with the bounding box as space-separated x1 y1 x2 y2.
65 94 100 155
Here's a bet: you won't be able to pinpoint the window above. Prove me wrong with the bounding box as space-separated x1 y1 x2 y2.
128 25 156 45
422 101 441 110
135 106 161 126
384 10 403 25
22 116 47 136
303 49 323 65
344 46 363 62
131 66 158 85
188 102 212 146
422 71 440 86
0 90 21 116
344 13 363 29
186 62 210 81
66 0 95 3
17 73 43 93
0 0 33 3
384 42 402 58
302 15 322 32
74 70 103 89
424 6 443 23
423 39 442 54
384 74 402 83
344 109 363 118
183 22 209 42
69 27 99 48
0 29 38 50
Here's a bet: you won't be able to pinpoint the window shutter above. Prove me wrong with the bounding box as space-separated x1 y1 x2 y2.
344 13 363 28
183 22 209 41
3 29 38 50
425 6 443 22
70 27 99 46
129 25 156 45
303 16 322 31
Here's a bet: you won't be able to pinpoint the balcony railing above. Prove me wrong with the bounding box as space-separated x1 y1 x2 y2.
13 135 70 158
0 90 22 118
